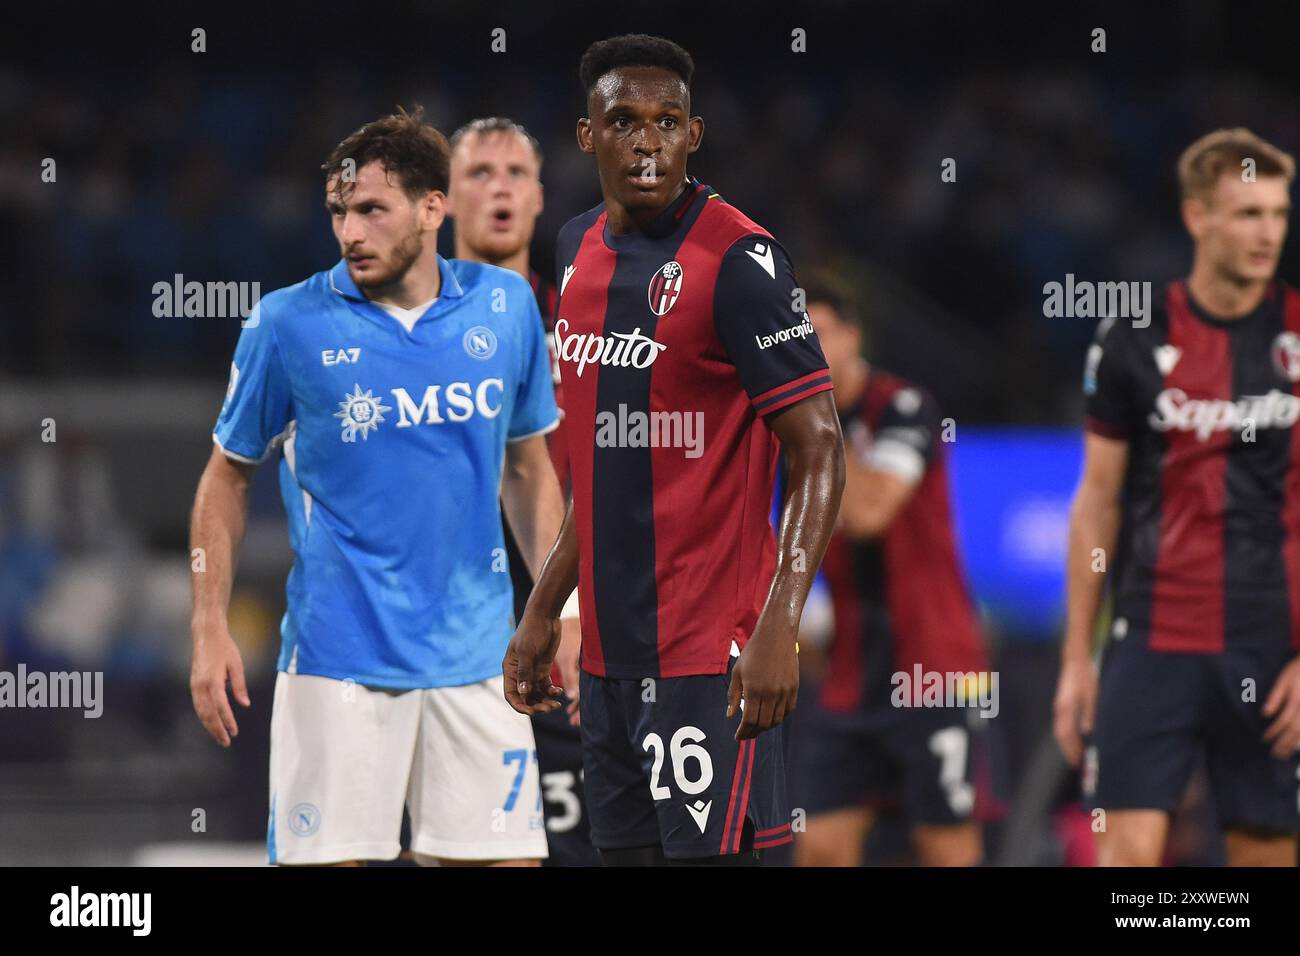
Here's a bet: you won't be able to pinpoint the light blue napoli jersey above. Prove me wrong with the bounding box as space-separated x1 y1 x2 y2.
213 256 558 689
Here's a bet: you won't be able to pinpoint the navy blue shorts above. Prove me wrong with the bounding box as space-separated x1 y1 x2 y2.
579 658 792 859
794 696 983 826
1086 630 1300 834
533 700 601 867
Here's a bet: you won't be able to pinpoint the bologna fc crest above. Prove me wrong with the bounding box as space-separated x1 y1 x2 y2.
1272 331 1300 383
648 260 684 317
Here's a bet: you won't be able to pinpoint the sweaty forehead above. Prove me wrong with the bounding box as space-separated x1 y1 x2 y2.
589 67 689 113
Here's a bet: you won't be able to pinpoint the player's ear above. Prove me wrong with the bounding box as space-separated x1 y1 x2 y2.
423 190 448 232
536 180 544 215
577 118 594 154
687 116 704 154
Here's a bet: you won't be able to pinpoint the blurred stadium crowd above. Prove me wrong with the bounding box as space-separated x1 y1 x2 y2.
2 1 1298 864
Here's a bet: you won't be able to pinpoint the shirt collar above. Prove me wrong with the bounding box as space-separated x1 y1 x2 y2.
645 175 705 237
329 254 464 303
602 176 706 246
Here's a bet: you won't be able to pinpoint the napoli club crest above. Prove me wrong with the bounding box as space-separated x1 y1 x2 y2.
648 261 684 317
463 325 498 360
1272 331 1300 383
289 802 321 837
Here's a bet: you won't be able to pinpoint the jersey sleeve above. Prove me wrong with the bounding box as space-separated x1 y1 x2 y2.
508 285 560 442
1082 315 1136 440
865 386 943 486
212 298 293 463
712 236 834 418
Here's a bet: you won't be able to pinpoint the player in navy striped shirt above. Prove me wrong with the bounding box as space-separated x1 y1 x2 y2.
1055 128 1300 866
791 277 991 867
502 34 845 865
448 116 598 867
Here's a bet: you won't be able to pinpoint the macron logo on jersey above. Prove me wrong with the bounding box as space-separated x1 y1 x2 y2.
687 799 712 833
1153 344 1182 376
561 264 576 295
745 241 775 279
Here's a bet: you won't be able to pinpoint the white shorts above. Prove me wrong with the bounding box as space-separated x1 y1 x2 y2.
267 671 548 865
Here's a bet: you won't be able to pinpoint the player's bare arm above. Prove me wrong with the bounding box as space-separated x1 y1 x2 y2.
189 445 255 747
729 391 845 740
1053 431 1127 766
500 433 582 721
837 453 917 539
500 433 565 583
503 501 580 716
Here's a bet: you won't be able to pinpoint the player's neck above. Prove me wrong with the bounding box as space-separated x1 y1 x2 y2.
835 359 869 412
455 239 530 280
364 251 442 310
607 177 690 235
1186 262 1270 320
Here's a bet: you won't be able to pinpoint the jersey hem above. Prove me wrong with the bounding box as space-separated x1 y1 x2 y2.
750 825 795 852
410 835 548 862
276 663 504 691
580 657 733 680
212 433 265 465
507 417 561 442
269 840 400 865
756 377 835 418
1145 636 1227 654
1083 415 1128 440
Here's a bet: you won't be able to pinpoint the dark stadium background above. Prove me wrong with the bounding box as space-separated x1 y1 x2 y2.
2 0 1296 864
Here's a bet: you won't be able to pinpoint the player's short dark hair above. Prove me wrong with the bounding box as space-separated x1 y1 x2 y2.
322 105 450 201
579 34 694 96
802 272 864 332
449 117 544 169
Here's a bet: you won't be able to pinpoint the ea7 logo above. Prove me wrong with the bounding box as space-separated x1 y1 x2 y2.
323 347 362 366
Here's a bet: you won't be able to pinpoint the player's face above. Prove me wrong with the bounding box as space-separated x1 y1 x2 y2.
447 131 543 261
1190 174 1291 284
326 161 442 290
808 301 861 380
579 66 703 216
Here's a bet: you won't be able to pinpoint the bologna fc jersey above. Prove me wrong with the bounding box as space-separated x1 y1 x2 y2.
1084 278 1300 654
554 179 833 679
819 371 987 713
528 269 570 490
213 256 558 689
